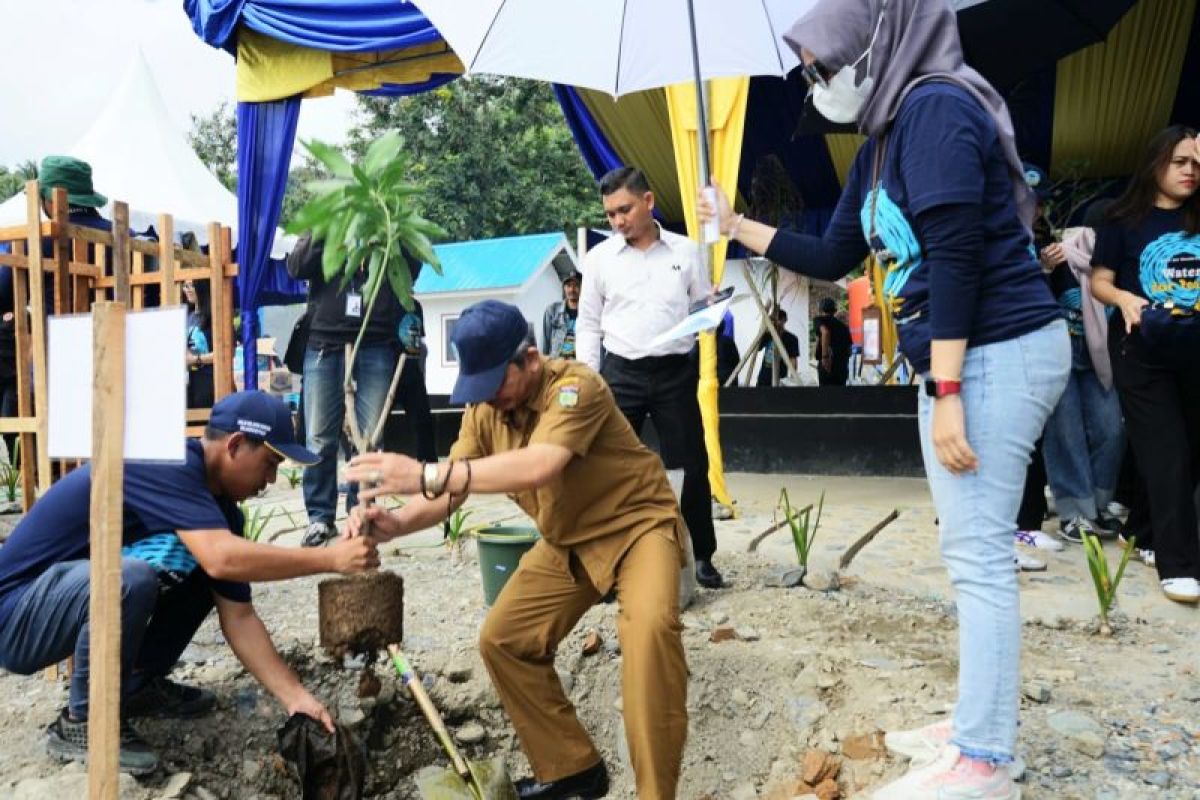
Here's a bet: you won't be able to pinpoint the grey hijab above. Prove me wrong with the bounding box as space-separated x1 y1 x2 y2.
784 0 1035 226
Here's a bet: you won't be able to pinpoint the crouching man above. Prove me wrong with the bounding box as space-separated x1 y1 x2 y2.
0 391 379 775
344 300 688 800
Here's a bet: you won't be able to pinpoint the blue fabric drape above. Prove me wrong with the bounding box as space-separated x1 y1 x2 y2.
552 85 623 179
186 0 442 53
362 72 459 97
237 96 301 389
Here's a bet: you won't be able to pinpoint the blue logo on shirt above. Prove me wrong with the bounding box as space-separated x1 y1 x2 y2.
1140 232 1200 310
1058 287 1084 336
860 186 923 321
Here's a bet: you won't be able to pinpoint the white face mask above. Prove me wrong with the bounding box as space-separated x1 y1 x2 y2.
811 64 874 124
810 3 887 124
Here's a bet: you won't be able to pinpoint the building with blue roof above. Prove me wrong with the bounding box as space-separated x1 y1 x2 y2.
415 231 580 394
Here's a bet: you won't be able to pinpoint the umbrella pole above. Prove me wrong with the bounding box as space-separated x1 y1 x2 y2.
686 0 719 247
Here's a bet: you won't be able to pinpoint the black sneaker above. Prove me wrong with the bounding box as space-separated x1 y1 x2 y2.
1093 512 1122 537
46 709 159 776
124 676 217 719
301 522 338 547
1057 516 1091 544
515 761 609 799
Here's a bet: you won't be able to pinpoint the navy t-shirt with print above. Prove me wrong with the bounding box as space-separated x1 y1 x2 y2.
0 439 249 627
766 82 1059 372
1048 264 1085 337
854 83 1058 369
1091 207 1200 310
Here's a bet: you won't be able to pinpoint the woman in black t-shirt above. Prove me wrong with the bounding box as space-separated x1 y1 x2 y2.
1090 125 1200 605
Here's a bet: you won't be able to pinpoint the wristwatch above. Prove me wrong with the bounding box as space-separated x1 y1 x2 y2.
924 378 962 399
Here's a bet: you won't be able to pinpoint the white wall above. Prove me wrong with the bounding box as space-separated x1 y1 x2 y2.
416 267 565 395
722 258 815 385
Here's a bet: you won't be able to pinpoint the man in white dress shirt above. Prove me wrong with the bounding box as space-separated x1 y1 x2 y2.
577 166 724 589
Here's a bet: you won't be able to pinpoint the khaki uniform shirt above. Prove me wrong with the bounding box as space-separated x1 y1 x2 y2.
449 358 683 593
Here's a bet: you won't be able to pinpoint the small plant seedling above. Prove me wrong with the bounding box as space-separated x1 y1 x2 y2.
780 488 824 569
240 503 277 543
280 466 303 490
1083 532 1134 635
443 508 474 563
0 438 20 503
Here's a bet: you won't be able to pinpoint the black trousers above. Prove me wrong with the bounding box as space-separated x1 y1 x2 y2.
1017 438 1048 531
134 571 214 680
392 359 437 462
1109 327 1200 580
601 352 717 562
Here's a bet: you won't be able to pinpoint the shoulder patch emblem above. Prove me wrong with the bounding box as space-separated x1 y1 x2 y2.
557 385 580 408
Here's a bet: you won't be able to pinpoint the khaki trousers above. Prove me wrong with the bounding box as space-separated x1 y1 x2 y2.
478 530 687 799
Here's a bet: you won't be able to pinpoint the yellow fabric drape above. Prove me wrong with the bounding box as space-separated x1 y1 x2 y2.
665 78 749 508
577 88 685 222
867 257 900 379
1050 0 1196 177
824 134 866 187
236 28 463 103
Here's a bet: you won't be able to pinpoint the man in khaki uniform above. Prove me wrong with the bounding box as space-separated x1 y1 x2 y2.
345 299 687 799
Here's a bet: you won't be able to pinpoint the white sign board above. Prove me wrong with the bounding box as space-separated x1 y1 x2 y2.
48 306 188 462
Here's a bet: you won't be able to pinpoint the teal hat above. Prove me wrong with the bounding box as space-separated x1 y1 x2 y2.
38 155 107 208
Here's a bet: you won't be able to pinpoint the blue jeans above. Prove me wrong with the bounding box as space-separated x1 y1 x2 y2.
918 320 1069 763
0 559 158 720
302 342 399 524
1042 337 1124 521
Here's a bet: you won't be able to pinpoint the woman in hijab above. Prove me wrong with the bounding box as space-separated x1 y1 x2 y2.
699 1 1069 797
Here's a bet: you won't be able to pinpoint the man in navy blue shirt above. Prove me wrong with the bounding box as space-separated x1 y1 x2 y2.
0 391 379 775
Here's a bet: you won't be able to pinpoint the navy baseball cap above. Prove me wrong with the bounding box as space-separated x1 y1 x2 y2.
450 300 531 405
209 391 319 465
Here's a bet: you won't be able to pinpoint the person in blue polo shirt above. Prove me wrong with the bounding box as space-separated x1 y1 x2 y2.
0 391 380 775
700 1 1069 797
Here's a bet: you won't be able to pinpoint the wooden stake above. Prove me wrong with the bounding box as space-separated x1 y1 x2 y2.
838 509 900 572
50 188 70 314
158 214 178 306
87 302 126 800
111 202 130 305
25 182 52 496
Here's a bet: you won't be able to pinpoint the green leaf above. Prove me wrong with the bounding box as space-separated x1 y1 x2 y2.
303 139 354 180
305 178 352 197
386 259 415 311
363 131 404 177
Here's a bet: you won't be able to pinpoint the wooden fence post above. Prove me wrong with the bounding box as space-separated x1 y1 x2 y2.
87 301 126 800
25 181 52 497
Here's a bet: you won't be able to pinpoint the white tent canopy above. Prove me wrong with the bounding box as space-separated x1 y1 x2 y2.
0 50 290 257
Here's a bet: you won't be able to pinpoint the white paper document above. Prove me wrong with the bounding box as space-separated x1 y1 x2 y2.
648 295 743 349
48 306 188 462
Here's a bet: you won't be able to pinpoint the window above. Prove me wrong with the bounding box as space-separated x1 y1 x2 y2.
442 314 460 366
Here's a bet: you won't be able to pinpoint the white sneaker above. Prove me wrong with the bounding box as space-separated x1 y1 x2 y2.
1014 552 1046 572
873 745 1020 800
885 719 953 762
1014 529 1064 552
1118 534 1156 568
884 721 1025 780
1161 577 1200 604
1106 501 1129 518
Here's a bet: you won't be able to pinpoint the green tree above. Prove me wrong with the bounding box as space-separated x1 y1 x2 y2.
280 153 329 229
348 77 604 241
0 160 38 203
188 100 238 191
